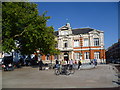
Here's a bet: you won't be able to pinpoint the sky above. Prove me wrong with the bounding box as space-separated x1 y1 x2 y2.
34 2 118 49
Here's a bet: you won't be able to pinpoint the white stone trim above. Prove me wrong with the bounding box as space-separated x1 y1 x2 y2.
74 48 104 51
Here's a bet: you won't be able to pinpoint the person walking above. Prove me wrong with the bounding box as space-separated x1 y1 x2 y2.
38 59 44 70
94 59 97 67
69 59 73 70
78 60 82 70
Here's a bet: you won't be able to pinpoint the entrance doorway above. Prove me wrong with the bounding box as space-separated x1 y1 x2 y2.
64 52 69 63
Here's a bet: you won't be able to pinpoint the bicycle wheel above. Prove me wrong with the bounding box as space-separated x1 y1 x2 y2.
70 68 75 74
65 69 70 75
55 69 60 75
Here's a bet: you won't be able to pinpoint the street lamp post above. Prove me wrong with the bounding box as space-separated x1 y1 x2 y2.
37 50 41 65
11 49 14 62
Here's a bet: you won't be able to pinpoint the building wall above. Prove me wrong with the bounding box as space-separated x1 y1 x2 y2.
106 39 120 63
37 24 106 64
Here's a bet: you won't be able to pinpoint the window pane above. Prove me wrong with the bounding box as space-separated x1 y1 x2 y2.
65 43 67 47
74 53 80 60
63 40 68 47
94 52 100 59
84 52 89 59
74 40 79 47
94 38 99 46
84 38 89 46
54 55 58 60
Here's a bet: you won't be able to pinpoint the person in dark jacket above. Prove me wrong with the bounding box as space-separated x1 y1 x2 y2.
78 60 82 70
38 59 44 70
55 59 59 68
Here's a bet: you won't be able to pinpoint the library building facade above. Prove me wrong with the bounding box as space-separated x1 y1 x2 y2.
39 23 106 64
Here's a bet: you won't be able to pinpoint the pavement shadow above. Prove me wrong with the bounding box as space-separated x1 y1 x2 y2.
112 80 120 85
31 65 39 68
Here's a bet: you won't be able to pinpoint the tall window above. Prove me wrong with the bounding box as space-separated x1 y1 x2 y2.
64 40 68 47
94 52 100 59
54 55 58 60
74 53 80 60
84 52 89 59
46 55 50 60
74 40 79 47
94 38 99 46
83 38 89 46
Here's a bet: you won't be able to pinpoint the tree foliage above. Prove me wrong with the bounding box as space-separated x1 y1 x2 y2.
0 2 2 53
2 2 59 55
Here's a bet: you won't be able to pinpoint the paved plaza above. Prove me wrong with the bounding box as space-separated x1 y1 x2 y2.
1 64 119 88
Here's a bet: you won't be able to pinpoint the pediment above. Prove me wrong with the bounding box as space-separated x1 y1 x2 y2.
89 29 101 34
89 30 101 38
60 26 69 30
59 23 71 31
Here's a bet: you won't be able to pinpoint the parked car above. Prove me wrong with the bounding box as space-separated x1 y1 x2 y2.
2 63 14 71
2 56 14 71
115 60 120 64
112 59 120 64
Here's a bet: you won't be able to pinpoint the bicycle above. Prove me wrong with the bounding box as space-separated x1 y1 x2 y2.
68 64 75 74
54 65 70 75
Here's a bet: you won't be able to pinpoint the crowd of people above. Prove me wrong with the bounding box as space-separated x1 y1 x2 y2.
38 59 83 71
2 54 98 72
38 58 98 71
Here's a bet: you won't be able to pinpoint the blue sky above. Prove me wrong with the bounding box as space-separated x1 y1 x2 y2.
34 2 118 49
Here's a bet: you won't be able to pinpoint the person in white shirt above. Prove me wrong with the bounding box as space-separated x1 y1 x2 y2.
69 59 73 70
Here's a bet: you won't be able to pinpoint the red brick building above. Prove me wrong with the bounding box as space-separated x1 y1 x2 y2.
38 23 106 64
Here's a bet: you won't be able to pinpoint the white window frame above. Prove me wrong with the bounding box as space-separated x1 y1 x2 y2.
94 52 100 59
83 38 89 46
84 52 89 59
74 40 79 47
63 40 68 48
74 53 80 60
94 38 99 46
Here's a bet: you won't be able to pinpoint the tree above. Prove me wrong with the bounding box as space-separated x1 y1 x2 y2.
2 2 58 55
0 2 2 53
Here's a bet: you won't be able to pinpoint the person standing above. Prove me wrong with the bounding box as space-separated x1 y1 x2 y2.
69 59 73 70
59 60 63 72
74 60 77 69
38 59 44 70
78 60 82 70
55 59 59 68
